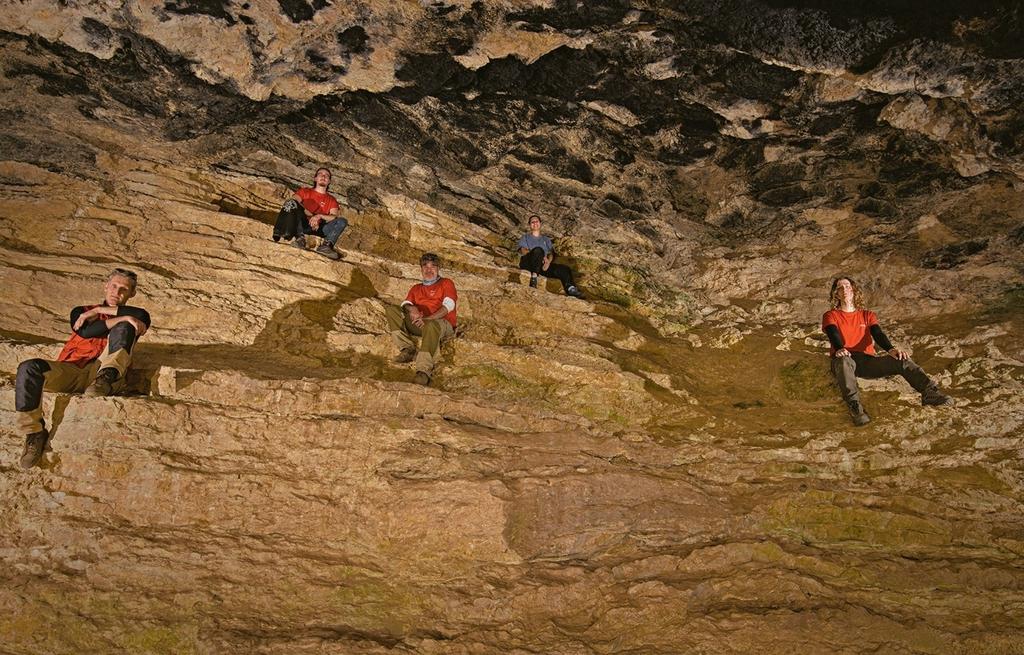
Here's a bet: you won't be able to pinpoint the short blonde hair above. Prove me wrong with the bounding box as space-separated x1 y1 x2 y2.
108 268 138 291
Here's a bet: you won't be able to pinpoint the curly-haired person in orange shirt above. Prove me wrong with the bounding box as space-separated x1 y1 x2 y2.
822 275 951 426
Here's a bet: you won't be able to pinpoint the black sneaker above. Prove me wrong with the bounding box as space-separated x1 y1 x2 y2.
85 367 119 397
413 371 431 386
393 348 417 364
21 428 49 469
529 276 538 288
315 242 342 260
566 285 585 299
293 236 307 251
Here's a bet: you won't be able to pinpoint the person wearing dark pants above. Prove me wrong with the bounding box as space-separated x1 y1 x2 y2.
517 215 584 299
822 275 950 426
14 268 151 468
272 167 347 261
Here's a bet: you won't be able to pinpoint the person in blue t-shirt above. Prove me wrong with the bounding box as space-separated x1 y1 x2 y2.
516 215 584 299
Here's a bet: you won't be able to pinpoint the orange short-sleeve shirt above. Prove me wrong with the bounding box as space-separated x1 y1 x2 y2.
822 309 879 355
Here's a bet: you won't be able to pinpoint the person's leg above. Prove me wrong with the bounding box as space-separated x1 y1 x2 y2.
273 200 306 241
320 216 348 246
519 248 547 288
86 322 138 396
385 305 421 361
831 354 870 425
413 319 454 384
15 358 93 467
543 261 582 297
313 217 347 260
854 353 949 404
518 247 546 274
542 261 575 288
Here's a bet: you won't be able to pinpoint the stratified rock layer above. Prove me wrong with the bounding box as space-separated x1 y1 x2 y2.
1 1 1023 653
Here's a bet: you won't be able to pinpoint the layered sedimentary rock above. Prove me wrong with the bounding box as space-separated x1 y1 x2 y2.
1 1 1023 653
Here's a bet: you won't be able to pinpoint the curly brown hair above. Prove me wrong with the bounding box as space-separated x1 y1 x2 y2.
829 275 864 309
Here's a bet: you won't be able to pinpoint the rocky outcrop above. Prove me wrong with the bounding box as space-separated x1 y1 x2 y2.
1 1 1023 653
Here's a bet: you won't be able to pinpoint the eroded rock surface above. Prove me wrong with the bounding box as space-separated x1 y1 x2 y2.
1 1 1023 653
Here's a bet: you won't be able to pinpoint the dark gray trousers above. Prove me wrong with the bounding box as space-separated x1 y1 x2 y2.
831 352 936 405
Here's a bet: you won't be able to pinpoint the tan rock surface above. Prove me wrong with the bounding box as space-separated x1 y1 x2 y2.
2 2 1024 653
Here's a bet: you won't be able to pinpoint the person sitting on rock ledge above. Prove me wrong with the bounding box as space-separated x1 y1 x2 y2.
822 275 951 426
517 214 584 299
15 268 151 469
272 166 347 261
385 253 458 386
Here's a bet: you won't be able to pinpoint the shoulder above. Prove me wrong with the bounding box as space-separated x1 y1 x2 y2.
441 277 457 292
863 309 878 323
822 309 838 322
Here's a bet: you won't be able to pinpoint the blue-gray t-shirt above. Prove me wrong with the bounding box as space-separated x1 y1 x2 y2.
517 233 554 255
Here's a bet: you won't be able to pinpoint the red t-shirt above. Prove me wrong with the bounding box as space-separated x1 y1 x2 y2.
58 304 108 367
822 309 879 355
295 187 339 216
404 278 458 328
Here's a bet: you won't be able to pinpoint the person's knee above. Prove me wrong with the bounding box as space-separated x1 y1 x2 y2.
900 357 920 369
385 305 405 327
109 321 138 340
325 216 348 241
17 358 50 383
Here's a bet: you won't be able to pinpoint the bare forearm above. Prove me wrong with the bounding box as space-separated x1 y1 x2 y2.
425 307 449 321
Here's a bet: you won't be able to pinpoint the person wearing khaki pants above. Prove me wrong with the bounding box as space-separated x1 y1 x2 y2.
386 253 458 386
15 268 151 468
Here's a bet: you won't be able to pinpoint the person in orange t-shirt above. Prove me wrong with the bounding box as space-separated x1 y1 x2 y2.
272 167 348 261
15 269 151 468
822 275 950 426
385 253 457 386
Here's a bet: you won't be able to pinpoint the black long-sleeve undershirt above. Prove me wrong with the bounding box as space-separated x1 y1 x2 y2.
824 323 894 353
69 305 151 338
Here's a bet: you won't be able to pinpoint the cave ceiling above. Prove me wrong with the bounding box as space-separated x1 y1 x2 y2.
0 1 1021 328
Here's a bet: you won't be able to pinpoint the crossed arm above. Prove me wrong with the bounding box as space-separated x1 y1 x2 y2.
291 193 339 230
71 306 151 338
402 302 449 328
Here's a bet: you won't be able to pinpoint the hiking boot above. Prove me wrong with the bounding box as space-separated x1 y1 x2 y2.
315 241 342 260
20 428 49 469
921 388 951 406
84 367 119 397
566 285 585 299
393 348 417 364
413 371 431 386
529 275 538 288
292 236 307 251
847 401 871 426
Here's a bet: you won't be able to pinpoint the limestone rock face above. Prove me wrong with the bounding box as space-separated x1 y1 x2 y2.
1 1 1023 653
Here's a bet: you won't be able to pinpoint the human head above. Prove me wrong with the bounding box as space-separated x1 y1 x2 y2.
528 215 541 231
829 275 863 309
104 268 138 306
419 252 440 281
313 167 332 188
